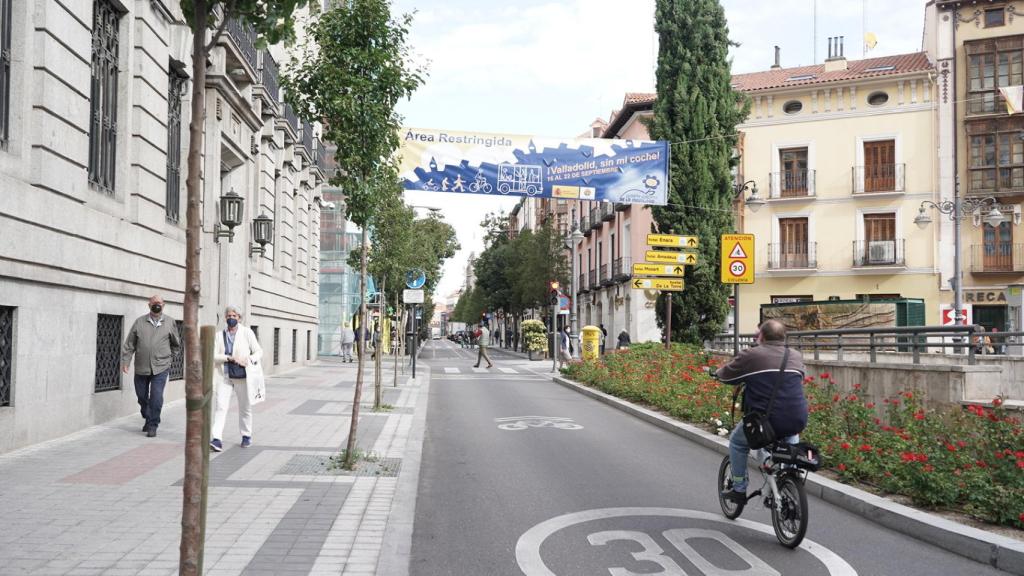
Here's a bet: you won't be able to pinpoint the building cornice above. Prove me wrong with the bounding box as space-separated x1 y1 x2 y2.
740 102 934 129
205 76 263 132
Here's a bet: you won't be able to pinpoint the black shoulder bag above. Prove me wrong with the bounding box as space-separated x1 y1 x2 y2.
223 331 247 380
739 347 790 450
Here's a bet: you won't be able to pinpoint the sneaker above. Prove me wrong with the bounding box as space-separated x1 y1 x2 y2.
241 436 252 448
210 439 223 452
720 489 747 505
146 427 157 438
142 423 149 432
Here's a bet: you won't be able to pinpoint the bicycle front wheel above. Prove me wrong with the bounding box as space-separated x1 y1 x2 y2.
771 474 808 548
717 455 744 519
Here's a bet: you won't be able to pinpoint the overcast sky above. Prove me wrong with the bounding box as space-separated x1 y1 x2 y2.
392 0 924 300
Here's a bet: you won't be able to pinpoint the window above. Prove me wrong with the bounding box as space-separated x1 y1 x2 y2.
966 37 1022 114
0 0 12 148
787 74 815 82
777 217 809 268
985 8 1005 28
983 221 1014 271
967 117 1024 192
779 148 809 196
864 65 896 73
88 0 123 194
306 330 311 361
783 100 803 114
863 140 896 192
867 91 889 106
0 305 12 406
273 327 280 366
95 314 122 392
169 320 184 380
291 329 297 362
861 213 897 265
166 67 186 223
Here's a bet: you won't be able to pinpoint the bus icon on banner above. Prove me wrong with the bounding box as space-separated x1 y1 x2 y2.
497 163 543 196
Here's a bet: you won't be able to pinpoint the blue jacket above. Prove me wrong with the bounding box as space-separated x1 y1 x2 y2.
715 341 808 437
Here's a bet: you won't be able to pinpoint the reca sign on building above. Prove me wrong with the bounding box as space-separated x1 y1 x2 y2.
399 127 670 205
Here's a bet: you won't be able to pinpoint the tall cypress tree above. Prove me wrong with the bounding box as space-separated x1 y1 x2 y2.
649 0 749 344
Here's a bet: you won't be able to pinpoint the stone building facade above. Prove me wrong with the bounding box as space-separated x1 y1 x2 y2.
0 0 325 453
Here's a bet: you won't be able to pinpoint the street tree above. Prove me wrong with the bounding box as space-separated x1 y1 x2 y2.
178 2 306 574
283 0 424 468
648 0 749 344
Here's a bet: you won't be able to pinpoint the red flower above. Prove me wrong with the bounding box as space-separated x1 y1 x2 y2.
833 394 840 402
853 383 862 390
866 402 876 409
1020 512 1024 523
913 410 926 421
838 463 847 472
903 391 914 399
820 372 831 380
841 442 852 450
858 444 873 452
923 464 934 473
847 394 858 402
1016 460 1024 470
993 397 1003 407
946 443 957 452
958 441 968 448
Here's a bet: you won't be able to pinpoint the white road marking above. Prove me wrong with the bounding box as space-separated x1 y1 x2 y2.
494 416 583 431
515 507 857 576
444 367 459 374
498 367 518 374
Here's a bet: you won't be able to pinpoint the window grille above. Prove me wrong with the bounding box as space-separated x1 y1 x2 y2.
88 0 122 195
0 0 12 148
95 314 122 392
169 320 184 380
0 306 13 406
166 68 186 223
273 328 280 365
291 329 297 363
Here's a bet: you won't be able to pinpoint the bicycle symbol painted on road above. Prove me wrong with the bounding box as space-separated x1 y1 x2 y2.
495 416 583 431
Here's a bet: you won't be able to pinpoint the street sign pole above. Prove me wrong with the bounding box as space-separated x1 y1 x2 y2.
733 284 739 356
665 292 672 350
412 305 417 379
551 300 558 373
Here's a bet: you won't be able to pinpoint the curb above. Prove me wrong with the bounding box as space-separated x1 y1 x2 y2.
551 374 1024 575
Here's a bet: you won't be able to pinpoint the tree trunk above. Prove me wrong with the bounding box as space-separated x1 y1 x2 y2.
374 276 384 409
345 225 370 467
180 3 207 574
393 292 400 387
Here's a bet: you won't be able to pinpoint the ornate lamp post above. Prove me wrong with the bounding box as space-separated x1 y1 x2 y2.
914 176 1004 328
565 209 585 357
729 180 764 355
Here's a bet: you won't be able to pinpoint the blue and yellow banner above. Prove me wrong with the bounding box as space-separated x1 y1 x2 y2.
399 128 669 205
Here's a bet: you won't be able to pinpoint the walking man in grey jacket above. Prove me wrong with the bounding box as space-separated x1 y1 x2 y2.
122 295 181 437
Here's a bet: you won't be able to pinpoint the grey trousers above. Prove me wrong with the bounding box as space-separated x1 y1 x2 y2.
476 346 492 366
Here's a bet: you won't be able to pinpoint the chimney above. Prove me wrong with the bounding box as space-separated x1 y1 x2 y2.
825 35 848 72
771 45 781 69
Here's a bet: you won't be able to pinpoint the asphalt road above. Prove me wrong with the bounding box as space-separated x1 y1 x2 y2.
409 339 1011 576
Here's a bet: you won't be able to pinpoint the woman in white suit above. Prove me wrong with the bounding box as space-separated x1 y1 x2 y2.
210 305 265 451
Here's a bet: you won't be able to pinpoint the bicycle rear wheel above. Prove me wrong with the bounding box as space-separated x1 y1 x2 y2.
771 474 808 548
717 455 744 519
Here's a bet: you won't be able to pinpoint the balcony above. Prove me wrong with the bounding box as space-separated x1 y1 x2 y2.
768 242 817 269
612 256 631 282
581 214 592 237
600 202 615 221
314 138 329 173
588 270 597 288
600 263 612 286
298 120 314 158
852 239 905 267
578 273 588 293
615 202 629 212
769 170 816 199
590 208 602 230
970 244 1024 273
225 17 257 76
282 103 299 143
852 164 905 194
257 50 279 104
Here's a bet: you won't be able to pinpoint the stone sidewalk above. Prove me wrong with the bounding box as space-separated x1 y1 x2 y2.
0 355 429 576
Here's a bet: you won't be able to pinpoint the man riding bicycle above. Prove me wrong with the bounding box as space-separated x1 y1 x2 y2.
715 319 808 505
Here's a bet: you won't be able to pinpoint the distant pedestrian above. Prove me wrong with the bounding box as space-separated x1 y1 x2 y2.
617 329 631 350
473 324 494 368
340 322 354 363
558 326 572 369
355 323 368 360
121 295 181 438
211 305 265 452
371 325 381 359
990 327 1005 355
599 324 608 354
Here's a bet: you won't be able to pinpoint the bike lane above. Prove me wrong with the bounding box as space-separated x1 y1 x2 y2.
407 343 1013 576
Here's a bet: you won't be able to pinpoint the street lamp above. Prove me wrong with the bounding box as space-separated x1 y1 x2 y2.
914 176 1004 326
213 189 245 242
727 180 764 355
736 179 765 213
565 209 585 357
250 212 274 257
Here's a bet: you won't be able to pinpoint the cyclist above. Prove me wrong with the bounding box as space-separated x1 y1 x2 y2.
715 319 808 505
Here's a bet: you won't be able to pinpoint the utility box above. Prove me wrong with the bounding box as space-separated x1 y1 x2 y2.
582 325 602 361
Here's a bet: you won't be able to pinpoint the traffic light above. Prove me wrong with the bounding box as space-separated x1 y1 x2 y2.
549 280 560 306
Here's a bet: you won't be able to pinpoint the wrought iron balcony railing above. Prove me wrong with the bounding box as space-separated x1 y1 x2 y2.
600 202 615 221
581 214 592 237
590 208 602 230
612 256 631 281
300 120 313 153
257 49 279 103
589 270 597 287
769 170 816 198
600 263 611 286
283 102 299 138
970 243 1024 272
579 273 588 292
768 242 817 269
225 17 257 73
852 164 905 194
852 239 905 267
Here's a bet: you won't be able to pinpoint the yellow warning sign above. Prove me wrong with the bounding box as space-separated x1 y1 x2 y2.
631 277 685 291
720 233 755 284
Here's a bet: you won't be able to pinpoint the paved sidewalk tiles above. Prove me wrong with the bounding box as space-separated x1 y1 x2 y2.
0 358 425 576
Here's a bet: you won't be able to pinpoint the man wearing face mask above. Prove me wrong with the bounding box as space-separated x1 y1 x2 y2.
122 295 182 437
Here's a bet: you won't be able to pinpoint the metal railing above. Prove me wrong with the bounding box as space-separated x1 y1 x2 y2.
600 202 615 221
600 263 611 286
300 120 313 153
590 208 602 229
314 138 329 172
258 49 279 102
709 325 1024 365
589 270 597 287
768 242 817 269
225 17 257 73
581 214 592 236
852 239 905 267
612 256 631 280
283 102 299 136
970 244 1024 272
578 273 588 292
852 164 905 194
769 169 816 198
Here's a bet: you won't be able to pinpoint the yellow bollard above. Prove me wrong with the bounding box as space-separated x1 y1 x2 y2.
582 325 601 361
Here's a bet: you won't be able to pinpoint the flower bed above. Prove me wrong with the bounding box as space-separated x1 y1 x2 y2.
561 343 1024 529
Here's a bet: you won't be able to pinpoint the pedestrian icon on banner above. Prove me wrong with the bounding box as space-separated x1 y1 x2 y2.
729 243 748 259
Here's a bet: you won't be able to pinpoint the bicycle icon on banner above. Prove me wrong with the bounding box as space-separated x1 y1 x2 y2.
495 416 584 431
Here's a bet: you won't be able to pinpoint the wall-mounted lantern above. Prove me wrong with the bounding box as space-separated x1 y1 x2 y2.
250 212 274 257
214 189 244 242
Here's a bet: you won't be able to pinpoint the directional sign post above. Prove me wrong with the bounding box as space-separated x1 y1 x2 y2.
647 234 700 249
632 263 686 277
631 277 685 291
720 233 755 357
644 250 698 265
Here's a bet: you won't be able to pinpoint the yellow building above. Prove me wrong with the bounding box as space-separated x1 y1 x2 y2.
925 0 1024 332
734 44 942 331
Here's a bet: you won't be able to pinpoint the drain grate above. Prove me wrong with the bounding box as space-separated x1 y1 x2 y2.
279 454 402 477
